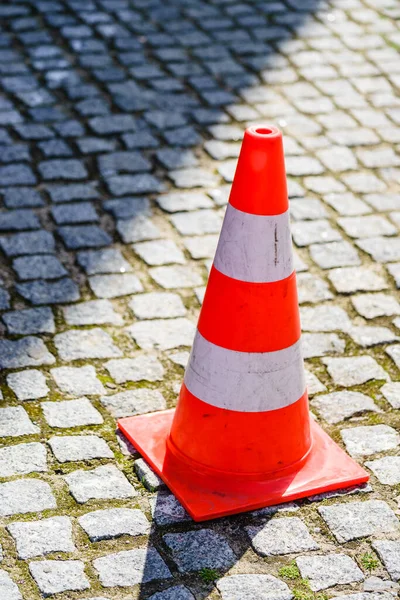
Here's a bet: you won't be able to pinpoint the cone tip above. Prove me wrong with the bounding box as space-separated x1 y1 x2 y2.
246 124 281 140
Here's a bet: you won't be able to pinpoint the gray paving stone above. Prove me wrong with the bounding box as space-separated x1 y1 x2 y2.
7 369 49 400
285 155 324 176
300 305 351 332
8 516 75 559
13 254 67 280
129 292 186 320
386 344 400 369
0 230 55 257
133 458 165 493
42 398 103 428
381 382 400 408
365 456 400 485
246 517 318 556
89 273 143 298
289 198 328 221
51 202 98 224
302 332 345 358
0 479 56 516
216 574 293 600
127 318 195 350
352 293 400 318
344 172 386 194
77 248 132 275
183 234 219 259
50 365 105 396
100 389 166 418
163 529 236 573
305 370 326 395
65 464 137 503
357 237 400 263
156 192 213 213
348 325 397 347
150 494 191 526
0 209 39 232
49 435 113 463
170 209 223 236
323 356 389 386
319 500 399 542
0 570 22 600
58 225 112 249
363 576 399 595
134 239 185 266
0 406 39 437
169 168 219 189
296 554 364 591
17 275 80 305
339 215 397 239
0 442 47 477
341 425 400 457
63 300 123 326
38 159 87 180
312 391 380 424
2 307 55 335
117 216 161 243
29 560 90 595
93 548 172 587
105 355 164 383
317 145 358 171
328 267 388 293
0 164 36 186
54 328 122 361
78 508 149 541
324 192 372 216
372 540 400 581
147 587 195 600
296 273 333 304
3 188 44 209
107 174 164 196
310 240 361 269
150 265 203 289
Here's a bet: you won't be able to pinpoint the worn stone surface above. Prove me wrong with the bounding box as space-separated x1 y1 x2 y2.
217 574 293 600
54 329 122 361
42 398 103 428
50 365 105 396
150 494 191 526
164 530 236 573
105 355 164 383
372 540 400 582
246 517 318 556
341 425 400 457
7 369 49 400
296 554 364 591
49 435 113 463
0 479 56 517
64 464 137 503
365 456 400 485
0 442 47 477
319 500 399 542
0 406 39 438
323 356 389 387
93 548 172 587
7 516 75 559
311 391 381 424
100 389 166 418
78 508 150 541
29 560 90 595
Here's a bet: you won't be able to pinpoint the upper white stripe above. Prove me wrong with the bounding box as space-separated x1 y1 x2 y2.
213 204 293 283
184 331 306 413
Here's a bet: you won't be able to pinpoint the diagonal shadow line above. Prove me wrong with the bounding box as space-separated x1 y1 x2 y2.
106 2 327 598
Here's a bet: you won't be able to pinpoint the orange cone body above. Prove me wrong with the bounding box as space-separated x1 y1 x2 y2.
119 125 369 521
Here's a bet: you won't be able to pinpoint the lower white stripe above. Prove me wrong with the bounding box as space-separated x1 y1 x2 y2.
213 204 293 283
184 331 306 412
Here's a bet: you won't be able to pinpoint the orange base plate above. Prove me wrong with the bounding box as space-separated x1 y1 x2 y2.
118 409 369 521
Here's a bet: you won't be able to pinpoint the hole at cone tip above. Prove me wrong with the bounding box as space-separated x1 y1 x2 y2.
255 127 273 135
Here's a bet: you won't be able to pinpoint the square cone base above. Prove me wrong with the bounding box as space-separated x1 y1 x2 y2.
118 409 369 521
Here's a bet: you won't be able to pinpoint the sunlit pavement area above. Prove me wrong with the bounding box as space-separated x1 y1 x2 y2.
0 0 400 598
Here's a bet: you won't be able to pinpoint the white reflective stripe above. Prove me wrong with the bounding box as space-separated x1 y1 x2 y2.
213 204 293 283
184 331 305 413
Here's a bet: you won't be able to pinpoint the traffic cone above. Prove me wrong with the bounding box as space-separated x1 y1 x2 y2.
119 125 369 521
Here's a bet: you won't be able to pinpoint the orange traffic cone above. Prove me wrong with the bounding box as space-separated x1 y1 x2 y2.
119 125 369 521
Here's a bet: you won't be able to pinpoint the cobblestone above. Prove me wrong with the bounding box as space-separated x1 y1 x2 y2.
100 389 166 418
42 398 103 428
78 508 149 541
311 391 380 424
0 442 47 477
29 560 90 595
0 479 56 517
296 554 364 592
247 517 318 556
341 425 400 457
65 464 137 503
8 516 75 559
93 548 171 587
49 435 113 463
7 369 49 400
318 500 399 542
54 328 122 361
163 530 236 573
0 406 39 438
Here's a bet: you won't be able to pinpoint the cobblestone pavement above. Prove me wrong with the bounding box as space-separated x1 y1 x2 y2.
0 0 400 598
